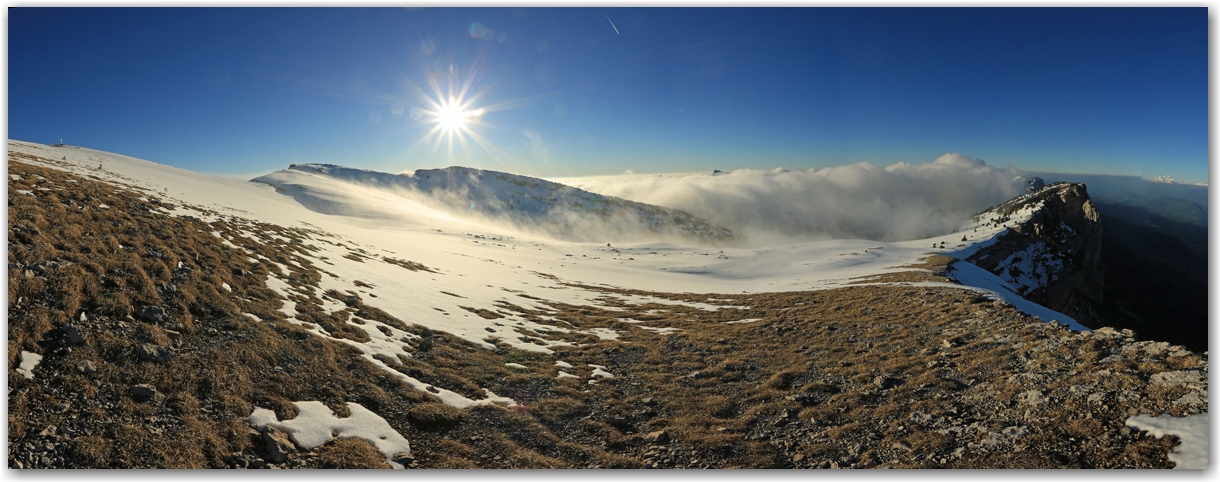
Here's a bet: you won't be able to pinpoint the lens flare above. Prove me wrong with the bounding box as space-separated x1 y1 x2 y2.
407 80 497 160
400 42 536 162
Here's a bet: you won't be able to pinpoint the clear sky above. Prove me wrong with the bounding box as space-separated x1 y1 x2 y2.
8 7 1209 182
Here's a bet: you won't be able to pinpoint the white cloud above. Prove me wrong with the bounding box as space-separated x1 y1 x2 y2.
561 153 1022 244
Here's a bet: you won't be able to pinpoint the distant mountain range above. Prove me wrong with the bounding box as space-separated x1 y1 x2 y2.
1149 175 1207 187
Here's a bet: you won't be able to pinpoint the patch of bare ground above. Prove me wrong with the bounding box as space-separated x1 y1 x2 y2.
847 254 955 285
8 156 1205 469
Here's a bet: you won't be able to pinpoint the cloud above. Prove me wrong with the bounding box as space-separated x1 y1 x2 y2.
561 153 1022 244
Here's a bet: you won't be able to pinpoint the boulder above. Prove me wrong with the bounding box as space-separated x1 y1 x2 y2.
61 325 84 344
391 451 415 466
1017 390 1047 406
136 306 173 326
874 376 903 390
75 361 96 374
131 384 157 401
1149 370 1206 388
261 426 296 463
645 430 670 445
137 343 175 363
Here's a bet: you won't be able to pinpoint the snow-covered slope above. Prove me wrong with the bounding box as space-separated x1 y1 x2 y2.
254 163 736 244
7 140 1093 406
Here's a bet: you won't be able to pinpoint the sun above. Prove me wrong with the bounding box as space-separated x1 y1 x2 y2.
435 102 484 131
403 61 519 160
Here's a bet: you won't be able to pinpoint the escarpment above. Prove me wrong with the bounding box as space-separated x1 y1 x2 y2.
966 182 1104 327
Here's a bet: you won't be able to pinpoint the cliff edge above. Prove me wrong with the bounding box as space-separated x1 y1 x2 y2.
966 182 1104 327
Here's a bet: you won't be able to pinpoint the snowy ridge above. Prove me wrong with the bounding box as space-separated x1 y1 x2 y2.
257 163 736 244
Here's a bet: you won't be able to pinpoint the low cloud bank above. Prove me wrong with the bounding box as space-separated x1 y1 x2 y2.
562 153 1023 244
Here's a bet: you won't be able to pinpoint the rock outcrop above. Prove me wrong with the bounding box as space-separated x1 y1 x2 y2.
967 182 1104 326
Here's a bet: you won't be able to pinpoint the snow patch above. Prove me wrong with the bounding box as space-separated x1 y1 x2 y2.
15 351 42 379
584 328 619 340
638 326 682 335
246 401 411 469
1126 413 1209 469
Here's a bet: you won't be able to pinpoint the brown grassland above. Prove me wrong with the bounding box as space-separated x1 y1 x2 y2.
7 155 1203 469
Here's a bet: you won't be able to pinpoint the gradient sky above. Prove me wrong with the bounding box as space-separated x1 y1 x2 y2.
8 7 1209 182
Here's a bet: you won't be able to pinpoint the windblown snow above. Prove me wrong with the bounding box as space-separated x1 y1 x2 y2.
254 163 735 244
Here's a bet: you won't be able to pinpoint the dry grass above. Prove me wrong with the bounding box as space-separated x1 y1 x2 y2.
315 438 392 469
7 156 1198 469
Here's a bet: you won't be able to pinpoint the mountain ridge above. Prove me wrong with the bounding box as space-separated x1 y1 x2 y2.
6 140 1207 470
260 163 737 244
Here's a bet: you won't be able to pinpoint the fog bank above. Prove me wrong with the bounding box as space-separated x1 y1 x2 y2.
560 153 1023 243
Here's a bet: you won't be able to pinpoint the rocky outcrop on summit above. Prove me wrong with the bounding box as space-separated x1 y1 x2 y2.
1015 175 1046 193
967 182 1104 327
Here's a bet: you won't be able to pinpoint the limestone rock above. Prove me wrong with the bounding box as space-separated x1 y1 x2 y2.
645 430 670 445
61 325 84 344
965 182 1104 327
391 451 414 466
261 426 296 463
137 306 173 326
131 384 157 400
137 343 175 363
75 360 95 374
874 376 903 390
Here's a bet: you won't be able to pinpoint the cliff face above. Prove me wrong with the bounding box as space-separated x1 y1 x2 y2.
966 182 1104 327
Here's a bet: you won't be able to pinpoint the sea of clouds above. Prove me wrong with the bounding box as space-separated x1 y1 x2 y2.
559 153 1024 244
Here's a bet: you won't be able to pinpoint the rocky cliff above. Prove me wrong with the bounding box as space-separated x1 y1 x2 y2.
966 182 1105 327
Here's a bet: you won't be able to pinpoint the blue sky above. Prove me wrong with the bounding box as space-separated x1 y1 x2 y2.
8 8 1208 182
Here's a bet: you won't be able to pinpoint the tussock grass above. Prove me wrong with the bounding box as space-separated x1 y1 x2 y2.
315 438 391 469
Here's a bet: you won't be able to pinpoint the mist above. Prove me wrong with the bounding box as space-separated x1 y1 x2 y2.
254 153 1026 248
560 153 1024 244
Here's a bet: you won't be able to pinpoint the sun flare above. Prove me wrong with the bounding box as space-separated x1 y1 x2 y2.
404 61 521 161
435 103 484 131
